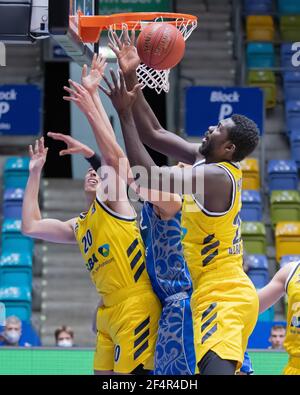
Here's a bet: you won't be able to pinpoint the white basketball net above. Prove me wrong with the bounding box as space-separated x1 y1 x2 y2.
108 17 197 94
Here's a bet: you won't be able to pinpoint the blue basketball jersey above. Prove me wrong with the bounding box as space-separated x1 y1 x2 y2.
140 202 196 375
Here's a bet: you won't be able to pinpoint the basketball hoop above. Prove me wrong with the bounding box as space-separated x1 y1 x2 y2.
75 12 198 94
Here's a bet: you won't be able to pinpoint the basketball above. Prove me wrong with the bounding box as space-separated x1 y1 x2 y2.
137 22 186 70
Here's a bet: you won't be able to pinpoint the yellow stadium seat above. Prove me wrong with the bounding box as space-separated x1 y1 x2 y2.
246 16 275 42
275 222 300 262
248 70 277 109
241 158 260 190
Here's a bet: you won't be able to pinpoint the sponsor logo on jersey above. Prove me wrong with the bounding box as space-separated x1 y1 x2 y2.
98 244 110 258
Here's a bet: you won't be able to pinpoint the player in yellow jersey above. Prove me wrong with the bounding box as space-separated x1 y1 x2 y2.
258 261 300 375
97 30 261 374
21 55 170 375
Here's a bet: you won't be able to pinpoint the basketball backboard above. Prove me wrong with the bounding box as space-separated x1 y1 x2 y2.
49 0 96 66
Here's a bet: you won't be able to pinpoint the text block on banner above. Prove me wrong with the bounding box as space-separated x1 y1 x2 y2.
185 87 264 137
0 85 41 136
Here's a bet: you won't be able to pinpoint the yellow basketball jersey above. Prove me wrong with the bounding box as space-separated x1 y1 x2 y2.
182 160 243 288
74 197 152 297
284 262 300 357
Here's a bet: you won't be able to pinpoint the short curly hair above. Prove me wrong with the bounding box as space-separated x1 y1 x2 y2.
227 114 260 162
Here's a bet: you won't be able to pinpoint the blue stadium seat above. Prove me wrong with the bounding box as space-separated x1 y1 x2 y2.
281 44 298 70
0 252 32 289
2 219 34 254
268 160 298 191
3 188 24 220
246 43 275 69
290 131 300 169
284 72 300 101
244 0 273 15
247 254 270 288
280 255 300 268
286 100 300 135
278 0 300 15
4 157 29 189
0 286 31 321
241 190 263 221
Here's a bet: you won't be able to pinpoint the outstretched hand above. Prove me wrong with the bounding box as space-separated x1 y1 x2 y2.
63 79 97 116
81 53 107 94
108 28 140 76
99 69 141 114
47 132 94 158
29 137 48 173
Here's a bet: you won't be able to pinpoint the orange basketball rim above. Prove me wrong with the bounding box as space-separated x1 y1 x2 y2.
75 11 198 44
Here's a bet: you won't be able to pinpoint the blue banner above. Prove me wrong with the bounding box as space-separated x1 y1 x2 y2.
0 85 41 135
185 86 264 137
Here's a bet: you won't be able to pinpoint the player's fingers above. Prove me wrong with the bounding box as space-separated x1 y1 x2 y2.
68 79 84 92
123 27 130 44
92 53 97 70
63 96 79 103
108 43 119 56
59 148 76 156
98 84 111 97
132 83 142 95
119 70 126 91
63 86 78 97
113 32 123 50
102 74 114 92
47 132 68 142
110 69 118 90
38 136 44 153
131 29 136 45
29 145 34 158
34 139 39 154
81 64 88 79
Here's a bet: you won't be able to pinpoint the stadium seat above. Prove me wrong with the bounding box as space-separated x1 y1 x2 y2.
286 100 300 135
248 70 276 108
242 222 266 254
280 255 300 268
241 158 260 190
4 157 29 189
3 188 24 220
246 43 275 69
268 160 298 191
280 16 300 42
2 219 34 254
270 191 300 227
281 44 299 70
278 0 300 15
0 286 31 321
275 222 300 262
244 0 273 15
247 254 269 288
290 131 300 168
246 16 275 42
241 190 263 221
0 252 32 289
283 72 300 101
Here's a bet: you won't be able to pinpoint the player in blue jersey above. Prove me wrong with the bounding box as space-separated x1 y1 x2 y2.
140 199 196 375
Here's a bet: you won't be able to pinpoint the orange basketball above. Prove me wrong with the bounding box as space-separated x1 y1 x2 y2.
137 23 186 70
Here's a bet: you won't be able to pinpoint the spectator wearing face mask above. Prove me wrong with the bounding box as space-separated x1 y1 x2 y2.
55 326 74 348
0 316 24 347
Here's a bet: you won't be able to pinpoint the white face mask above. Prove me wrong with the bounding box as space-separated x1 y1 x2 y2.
57 339 73 347
5 329 21 344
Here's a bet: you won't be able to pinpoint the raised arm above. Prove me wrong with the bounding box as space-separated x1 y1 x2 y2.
22 137 76 244
258 263 293 313
109 30 202 164
99 70 231 211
